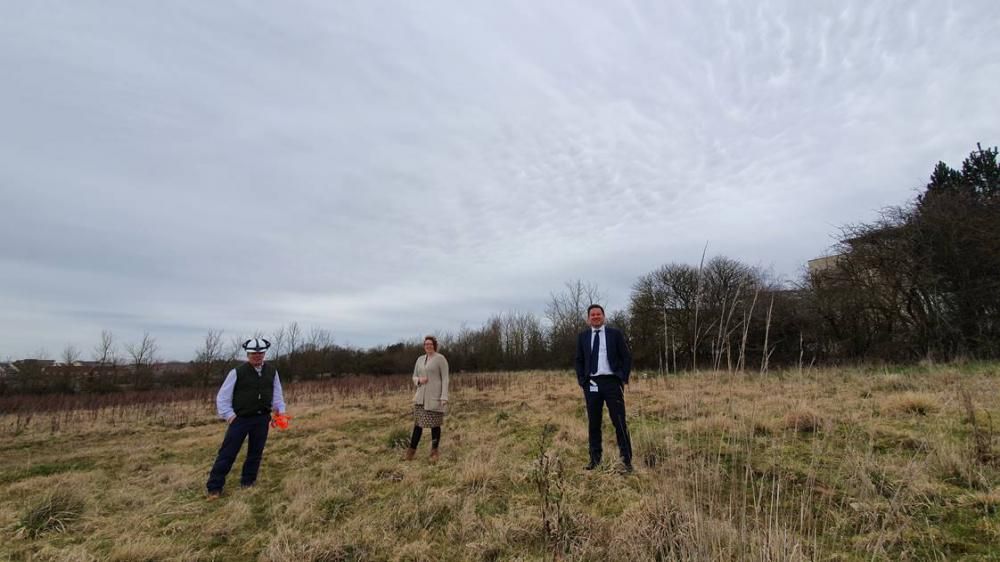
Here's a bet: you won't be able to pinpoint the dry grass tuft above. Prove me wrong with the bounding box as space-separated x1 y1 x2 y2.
882 392 939 416
631 425 674 469
25 545 98 562
782 407 824 433
314 488 358 524
259 527 373 562
385 427 411 449
684 412 738 435
960 389 998 466
107 538 197 562
15 488 85 538
929 440 991 490
873 374 918 393
460 453 499 493
390 488 457 534
752 419 773 436
201 497 254 540
607 491 696 559
958 488 1000 514
607 487 812 561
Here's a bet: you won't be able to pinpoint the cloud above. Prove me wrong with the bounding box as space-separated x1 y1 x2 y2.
1 0 998 359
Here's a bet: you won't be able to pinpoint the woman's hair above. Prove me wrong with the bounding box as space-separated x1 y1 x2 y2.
423 335 439 351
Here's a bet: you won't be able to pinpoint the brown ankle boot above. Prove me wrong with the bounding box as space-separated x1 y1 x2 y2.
403 448 416 461
429 448 440 462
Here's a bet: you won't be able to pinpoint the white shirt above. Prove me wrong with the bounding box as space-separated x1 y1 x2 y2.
590 326 614 376
216 364 286 420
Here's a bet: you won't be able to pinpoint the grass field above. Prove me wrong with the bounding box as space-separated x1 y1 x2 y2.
1 365 998 561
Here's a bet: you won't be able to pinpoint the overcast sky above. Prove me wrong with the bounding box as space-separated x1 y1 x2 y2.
2 1 998 361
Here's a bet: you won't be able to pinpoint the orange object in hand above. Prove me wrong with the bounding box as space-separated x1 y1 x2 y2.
270 412 291 430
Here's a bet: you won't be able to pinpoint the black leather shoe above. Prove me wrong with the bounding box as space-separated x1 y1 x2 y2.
585 460 600 470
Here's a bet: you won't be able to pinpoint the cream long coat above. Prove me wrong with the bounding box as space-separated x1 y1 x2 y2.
412 353 449 413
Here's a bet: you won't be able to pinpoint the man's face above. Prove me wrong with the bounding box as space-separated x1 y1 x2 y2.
588 307 605 328
248 351 265 367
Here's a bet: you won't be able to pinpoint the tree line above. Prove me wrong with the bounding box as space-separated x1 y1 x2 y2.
2 144 996 395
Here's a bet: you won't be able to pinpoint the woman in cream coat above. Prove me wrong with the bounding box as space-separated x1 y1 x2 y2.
404 335 449 461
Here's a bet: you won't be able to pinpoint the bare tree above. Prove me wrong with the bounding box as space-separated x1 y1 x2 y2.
285 322 302 354
703 256 758 371
61 344 81 365
628 263 700 371
226 334 245 362
270 325 287 361
51 344 83 392
282 322 302 376
546 280 605 366
194 329 225 386
125 332 158 389
87 330 119 390
307 326 333 350
93 330 117 365
546 280 605 328
737 288 759 372
760 296 775 375
125 332 158 367
490 310 545 369
691 243 708 371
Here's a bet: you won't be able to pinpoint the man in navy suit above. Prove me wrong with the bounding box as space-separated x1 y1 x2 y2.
575 304 633 473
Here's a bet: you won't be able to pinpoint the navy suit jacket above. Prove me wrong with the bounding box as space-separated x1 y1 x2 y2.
575 326 632 387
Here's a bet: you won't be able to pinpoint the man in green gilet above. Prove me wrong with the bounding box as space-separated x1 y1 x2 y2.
206 337 286 499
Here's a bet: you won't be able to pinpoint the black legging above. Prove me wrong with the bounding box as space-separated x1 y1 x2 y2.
409 425 441 449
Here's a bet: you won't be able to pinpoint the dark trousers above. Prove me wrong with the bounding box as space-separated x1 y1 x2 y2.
206 414 270 492
583 375 632 465
409 425 441 449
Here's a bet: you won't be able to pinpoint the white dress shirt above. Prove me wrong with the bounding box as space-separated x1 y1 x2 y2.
590 326 614 376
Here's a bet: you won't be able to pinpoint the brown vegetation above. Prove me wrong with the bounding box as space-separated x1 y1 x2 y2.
1 366 998 560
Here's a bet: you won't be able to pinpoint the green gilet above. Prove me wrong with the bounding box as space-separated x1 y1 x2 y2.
232 362 276 417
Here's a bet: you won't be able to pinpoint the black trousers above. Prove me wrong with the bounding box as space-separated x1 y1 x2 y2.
206 414 270 492
583 375 632 465
409 425 441 449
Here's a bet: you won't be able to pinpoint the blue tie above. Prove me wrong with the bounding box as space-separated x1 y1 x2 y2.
590 330 600 374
